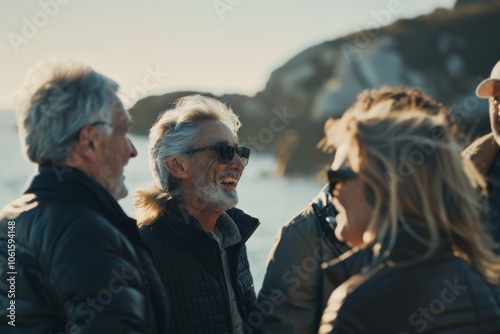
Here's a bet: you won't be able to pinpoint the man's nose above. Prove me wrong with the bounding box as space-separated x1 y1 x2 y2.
228 153 244 171
128 138 138 158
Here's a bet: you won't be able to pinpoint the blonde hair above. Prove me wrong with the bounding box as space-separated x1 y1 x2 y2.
134 95 241 226
319 86 456 152
327 102 500 285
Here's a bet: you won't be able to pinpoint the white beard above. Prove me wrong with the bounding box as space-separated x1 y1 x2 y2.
192 170 238 212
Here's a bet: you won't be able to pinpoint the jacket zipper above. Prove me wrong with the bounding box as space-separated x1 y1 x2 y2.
211 241 234 334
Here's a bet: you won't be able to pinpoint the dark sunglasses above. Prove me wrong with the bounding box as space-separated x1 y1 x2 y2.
327 168 358 194
186 144 250 166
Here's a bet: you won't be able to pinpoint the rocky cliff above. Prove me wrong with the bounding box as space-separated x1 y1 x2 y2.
130 0 500 175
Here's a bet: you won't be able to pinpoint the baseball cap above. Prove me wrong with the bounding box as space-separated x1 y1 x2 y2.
476 60 500 98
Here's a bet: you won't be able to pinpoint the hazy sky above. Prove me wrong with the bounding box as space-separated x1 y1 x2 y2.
1 0 456 110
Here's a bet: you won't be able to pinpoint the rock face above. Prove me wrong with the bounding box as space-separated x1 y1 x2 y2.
130 0 500 175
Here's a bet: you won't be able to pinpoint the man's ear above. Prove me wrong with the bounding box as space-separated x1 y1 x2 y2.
66 125 98 167
164 156 190 179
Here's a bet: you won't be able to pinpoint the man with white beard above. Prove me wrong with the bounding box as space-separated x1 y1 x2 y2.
464 60 500 246
135 95 259 334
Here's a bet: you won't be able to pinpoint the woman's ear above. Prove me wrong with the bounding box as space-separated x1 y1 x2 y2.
164 156 189 179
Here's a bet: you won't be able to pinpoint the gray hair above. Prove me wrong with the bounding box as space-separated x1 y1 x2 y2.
134 95 241 226
17 63 118 164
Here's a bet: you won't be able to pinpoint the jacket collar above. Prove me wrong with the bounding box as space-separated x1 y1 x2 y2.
161 198 260 245
225 207 260 244
463 132 500 175
310 184 331 211
26 165 143 245
213 212 242 249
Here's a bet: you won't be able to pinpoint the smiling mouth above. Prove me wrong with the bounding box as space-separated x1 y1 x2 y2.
221 176 238 189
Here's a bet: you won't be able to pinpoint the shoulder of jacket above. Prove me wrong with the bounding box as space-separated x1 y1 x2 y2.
139 217 174 242
327 262 387 315
226 207 259 226
282 205 320 232
24 199 133 253
463 132 499 175
56 210 128 246
272 206 324 250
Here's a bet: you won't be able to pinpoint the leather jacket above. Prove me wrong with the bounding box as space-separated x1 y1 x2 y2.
319 225 500 333
257 186 350 334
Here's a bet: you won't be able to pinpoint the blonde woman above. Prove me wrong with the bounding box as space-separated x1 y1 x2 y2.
319 103 500 333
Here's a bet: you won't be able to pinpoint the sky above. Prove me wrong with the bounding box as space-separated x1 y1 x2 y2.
0 0 457 111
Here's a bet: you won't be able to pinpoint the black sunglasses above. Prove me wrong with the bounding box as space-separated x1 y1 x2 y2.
186 144 250 166
327 168 358 194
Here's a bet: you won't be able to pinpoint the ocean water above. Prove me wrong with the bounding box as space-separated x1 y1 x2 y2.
0 111 323 291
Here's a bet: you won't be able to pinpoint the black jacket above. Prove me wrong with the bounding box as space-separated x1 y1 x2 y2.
140 198 259 334
0 166 169 333
258 186 350 334
319 226 500 334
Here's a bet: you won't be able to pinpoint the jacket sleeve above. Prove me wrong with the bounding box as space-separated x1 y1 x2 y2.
318 309 367 334
318 279 369 334
257 208 325 334
43 212 151 333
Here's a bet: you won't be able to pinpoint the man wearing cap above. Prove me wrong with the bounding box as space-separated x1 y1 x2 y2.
463 60 500 244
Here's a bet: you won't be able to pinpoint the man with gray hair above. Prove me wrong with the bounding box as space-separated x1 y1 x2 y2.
136 95 259 333
0 62 169 333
